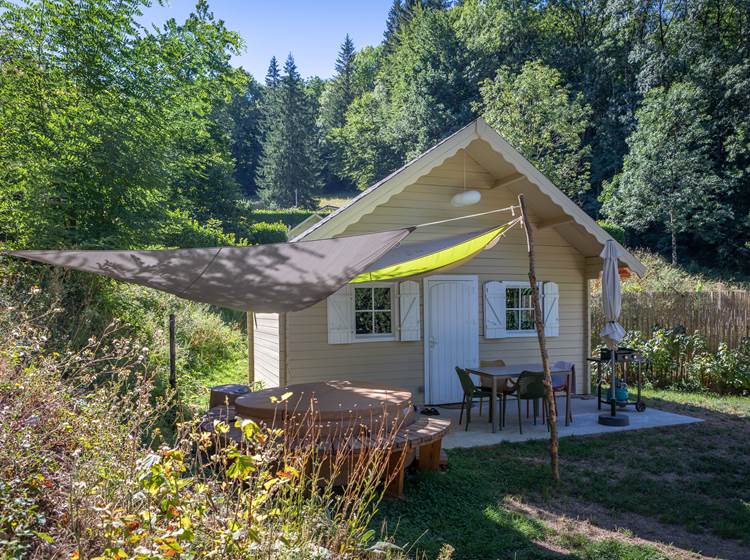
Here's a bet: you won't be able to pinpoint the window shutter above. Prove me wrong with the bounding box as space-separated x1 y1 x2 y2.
484 281 507 338
543 281 559 337
327 285 354 344
399 281 421 341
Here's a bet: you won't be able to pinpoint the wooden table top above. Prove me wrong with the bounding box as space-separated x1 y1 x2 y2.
468 362 573 378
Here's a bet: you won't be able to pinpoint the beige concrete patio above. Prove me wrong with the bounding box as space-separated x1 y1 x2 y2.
437 395 702 449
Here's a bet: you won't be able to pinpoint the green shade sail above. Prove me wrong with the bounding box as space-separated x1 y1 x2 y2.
351 222 515 283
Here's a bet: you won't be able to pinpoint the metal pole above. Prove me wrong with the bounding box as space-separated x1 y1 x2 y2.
610 352 617 416
169 313 176 391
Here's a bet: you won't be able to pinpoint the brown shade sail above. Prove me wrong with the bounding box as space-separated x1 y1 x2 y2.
1 228 413 313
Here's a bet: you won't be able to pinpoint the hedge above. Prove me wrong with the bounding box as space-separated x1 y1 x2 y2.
251 208 332 228
597 220 626 245
248 221 287 244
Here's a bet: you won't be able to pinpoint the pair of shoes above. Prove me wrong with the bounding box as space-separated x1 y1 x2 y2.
420 407 440 416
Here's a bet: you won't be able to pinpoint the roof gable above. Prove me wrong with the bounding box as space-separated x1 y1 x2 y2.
293 118 645 276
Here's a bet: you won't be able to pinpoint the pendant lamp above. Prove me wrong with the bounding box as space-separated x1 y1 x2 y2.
451 150 482 207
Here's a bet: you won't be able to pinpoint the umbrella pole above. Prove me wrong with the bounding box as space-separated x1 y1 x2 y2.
610 352 617 417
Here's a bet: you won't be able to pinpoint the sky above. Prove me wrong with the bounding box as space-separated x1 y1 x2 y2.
138 0 393 80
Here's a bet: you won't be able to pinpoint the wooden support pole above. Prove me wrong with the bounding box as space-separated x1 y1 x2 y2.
418 440 442 471
385 450 407 498
518 194 560 482
169 313 176 391
247 311 255 385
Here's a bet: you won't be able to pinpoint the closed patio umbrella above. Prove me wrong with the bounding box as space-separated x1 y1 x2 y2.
598 239 629 426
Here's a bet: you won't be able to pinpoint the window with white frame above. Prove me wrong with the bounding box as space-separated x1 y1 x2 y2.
354 285 394 338
505 284 537 333
327 281 419 345
484 280 559 339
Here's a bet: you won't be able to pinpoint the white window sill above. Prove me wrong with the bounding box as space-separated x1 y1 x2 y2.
352 334 397 343
488 330 539 339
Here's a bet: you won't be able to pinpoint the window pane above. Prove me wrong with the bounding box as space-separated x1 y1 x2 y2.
506 287 517 309
506 310 518 330
373 287 391 310
520 287 533 309
520 310 534 330
355 312 373 334
374 311 392 334
355 288 372 311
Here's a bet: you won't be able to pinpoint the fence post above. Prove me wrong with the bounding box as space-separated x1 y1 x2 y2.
169 313 176 391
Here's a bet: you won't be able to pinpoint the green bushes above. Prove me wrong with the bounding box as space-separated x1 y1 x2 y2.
249 208 331 228
0 260 248 412
160 209 290 248
596 221 625 245
621 328 750 395
0 303 406 559
161 209 249 248
246 220 288 244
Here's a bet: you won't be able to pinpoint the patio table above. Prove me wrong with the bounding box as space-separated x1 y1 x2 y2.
467 363 574 433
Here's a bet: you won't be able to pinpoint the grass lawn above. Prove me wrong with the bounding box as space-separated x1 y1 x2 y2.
375 390 750 559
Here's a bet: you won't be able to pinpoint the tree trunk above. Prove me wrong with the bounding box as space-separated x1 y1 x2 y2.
518 194 560 482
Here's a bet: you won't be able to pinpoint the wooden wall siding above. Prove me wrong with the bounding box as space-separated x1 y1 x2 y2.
253 313 282 388
284 151 590 401
591 290 750 351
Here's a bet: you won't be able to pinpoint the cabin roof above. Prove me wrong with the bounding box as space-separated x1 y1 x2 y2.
292 118 644 277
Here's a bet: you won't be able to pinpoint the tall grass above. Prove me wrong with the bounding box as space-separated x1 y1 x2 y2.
0 291 414 559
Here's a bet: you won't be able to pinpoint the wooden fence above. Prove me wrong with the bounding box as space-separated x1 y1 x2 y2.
591 290 750 351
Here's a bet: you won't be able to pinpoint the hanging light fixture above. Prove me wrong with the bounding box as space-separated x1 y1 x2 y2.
451 150 482 208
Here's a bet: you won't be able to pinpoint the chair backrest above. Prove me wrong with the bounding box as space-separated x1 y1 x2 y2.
550 361 573 388
480 359 506 368
516 371 546 399
454 367 476 396
551 373 568 388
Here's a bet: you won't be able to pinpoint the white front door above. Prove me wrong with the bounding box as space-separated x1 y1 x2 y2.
424 275 479 404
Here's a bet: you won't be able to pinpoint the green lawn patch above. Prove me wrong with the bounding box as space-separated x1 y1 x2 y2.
375 390 750 559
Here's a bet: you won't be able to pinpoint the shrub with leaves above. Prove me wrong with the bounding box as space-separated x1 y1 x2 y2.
620 328 750 395
0 295 410 559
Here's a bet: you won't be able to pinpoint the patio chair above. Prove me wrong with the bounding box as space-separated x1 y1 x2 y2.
514 371 548 435
550 361 575 424
455 367 494 431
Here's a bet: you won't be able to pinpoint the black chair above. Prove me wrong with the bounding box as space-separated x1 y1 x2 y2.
513 371 548 434
455 367 494 431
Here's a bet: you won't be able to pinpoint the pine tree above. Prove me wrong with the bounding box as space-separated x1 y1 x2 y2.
228 74 264 197
256 54 321 208
265 56 280 87
383 0 447 51
334 34 355 114
383 0 405 48
319 35 357 132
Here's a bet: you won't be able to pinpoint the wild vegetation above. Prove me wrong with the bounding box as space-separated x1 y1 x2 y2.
0 284 410 559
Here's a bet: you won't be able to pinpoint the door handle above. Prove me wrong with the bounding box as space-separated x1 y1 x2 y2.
429 337 437 348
